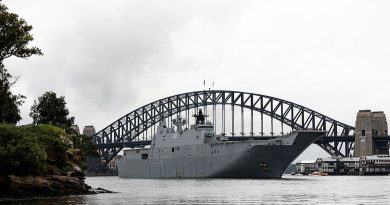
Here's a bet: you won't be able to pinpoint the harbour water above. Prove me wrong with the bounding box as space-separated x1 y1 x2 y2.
2 175 390 204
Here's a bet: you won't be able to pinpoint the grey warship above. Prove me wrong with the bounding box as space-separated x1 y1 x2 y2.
117 110 326 178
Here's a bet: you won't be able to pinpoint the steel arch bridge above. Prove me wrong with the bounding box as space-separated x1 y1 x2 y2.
89 90 355 171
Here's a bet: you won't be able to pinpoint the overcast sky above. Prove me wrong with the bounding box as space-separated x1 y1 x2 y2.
4 0 390 161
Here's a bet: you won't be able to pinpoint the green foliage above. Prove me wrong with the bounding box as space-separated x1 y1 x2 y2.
0 124 47 176
0 123 88 176
71 134 98 169
0 69 25 124
26 125 70 171
0 1 42 124
79 135 99 157
30 91 74 127
0 1 42 64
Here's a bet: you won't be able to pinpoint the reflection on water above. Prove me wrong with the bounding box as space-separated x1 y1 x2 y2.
2 175 390 204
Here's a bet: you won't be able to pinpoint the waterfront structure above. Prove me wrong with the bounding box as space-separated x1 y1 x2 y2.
360 155 390 175
297 160 317 175
118 110 326 178
340 157 360 175
297 155 390 175
354 110 389 157
316 157 360 175
316 157 339 174
83 125 96 137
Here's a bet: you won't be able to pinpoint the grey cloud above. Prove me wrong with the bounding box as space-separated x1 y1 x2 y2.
4 0 390 161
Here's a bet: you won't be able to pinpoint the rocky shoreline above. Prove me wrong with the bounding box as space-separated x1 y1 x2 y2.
0 175 114 199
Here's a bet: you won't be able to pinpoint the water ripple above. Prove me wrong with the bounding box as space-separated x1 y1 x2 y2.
2 175 390 204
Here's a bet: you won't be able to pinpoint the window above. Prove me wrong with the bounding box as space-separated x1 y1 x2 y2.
362 130 365 136
141 153 148 160
172 148 174 152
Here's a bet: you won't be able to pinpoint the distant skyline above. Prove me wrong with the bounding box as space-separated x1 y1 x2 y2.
4 0 390 161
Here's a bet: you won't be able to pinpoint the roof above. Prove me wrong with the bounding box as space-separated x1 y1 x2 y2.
300 160 316 164
317 157 337 162
340 157 359 162
364 155 390 160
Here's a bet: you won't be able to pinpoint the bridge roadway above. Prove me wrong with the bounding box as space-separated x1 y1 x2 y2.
96 135 390 150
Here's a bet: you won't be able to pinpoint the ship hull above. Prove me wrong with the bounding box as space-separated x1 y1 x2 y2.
117 131 325 178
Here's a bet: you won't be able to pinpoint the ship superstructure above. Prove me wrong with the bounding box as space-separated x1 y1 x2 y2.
117 110 326 178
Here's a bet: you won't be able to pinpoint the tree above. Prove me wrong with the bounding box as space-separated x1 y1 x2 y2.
30 91 74 127
0 1 42 124
0 1 42 67
0 70 25 123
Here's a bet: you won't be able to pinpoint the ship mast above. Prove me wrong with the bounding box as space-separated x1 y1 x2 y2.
193 109 207 125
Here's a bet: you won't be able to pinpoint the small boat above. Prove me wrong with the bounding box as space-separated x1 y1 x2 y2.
310 171 328 176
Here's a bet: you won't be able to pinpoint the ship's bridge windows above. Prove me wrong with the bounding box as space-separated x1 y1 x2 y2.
141 153 148 160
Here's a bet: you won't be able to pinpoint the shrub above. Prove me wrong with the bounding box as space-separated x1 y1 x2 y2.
0 124 46 176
